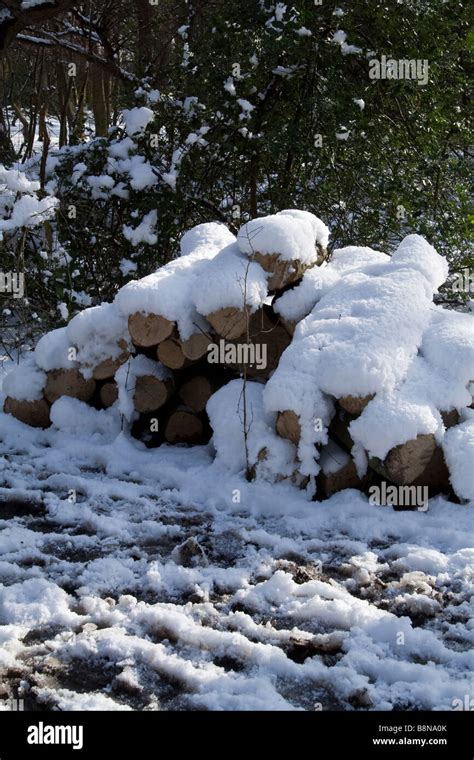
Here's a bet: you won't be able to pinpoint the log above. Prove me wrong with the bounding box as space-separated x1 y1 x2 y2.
338 394 374 416
318 458 364 498
4 397 51 428
93 357 124 381
279 316 297 336
157 338 190 370
130 408 168 448
133 375 173 413
215 325 291 380
164 410 204 444
205 306 250 341
207 308 291 379
411 445 450 493
441 409 459 429
328 411 355 452
330 411 441 487
276 410 301 445
251 322 291 378
369 434 437 486
100 382 118 408
128 312 175 348
44 369 96 405
178 375 214 413
181 331 212 361
250 251 315 291
92 341 130 380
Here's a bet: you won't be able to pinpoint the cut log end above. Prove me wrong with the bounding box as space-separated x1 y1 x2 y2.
338 394 374 416
178 376 214 413
133 375 172 413
206 306 250 341
181 332 212 361
164 410 204 444
251 251 308 291
44 369 96 405
370 434 437 486
157 338 190 370
92 346 130 380
276 410 301 445
4 397 51 428
100 382 119 408
128 312 175 348
318 459 364 498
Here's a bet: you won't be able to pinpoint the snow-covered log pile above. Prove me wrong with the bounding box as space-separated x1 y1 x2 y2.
3 210 473 503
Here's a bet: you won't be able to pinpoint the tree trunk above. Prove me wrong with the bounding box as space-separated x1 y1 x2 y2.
89 63 108 137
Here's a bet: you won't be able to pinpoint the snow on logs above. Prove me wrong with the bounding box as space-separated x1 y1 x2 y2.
3 212 473 503
237 210 329 290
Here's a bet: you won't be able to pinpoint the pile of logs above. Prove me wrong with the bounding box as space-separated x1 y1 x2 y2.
124 301 292 445
3 222 468 503
3 297 294 449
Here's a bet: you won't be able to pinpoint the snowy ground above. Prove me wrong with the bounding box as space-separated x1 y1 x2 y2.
0 387 472 712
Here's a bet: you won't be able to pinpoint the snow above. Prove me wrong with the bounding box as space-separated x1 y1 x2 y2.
277 209 330 249
224 77 236 96
58 302 69 321
237 99 255 114
50 397 122 441
110 155 158 191
237 212 325 264
34 327 76 372
207 379 295 477
35 688 132 711
87 174 115 192
421 307 474 385
391 234 449 292
330 245 390 274
116 244 216 341
347 302 473 460
120 259 138 276
0 406 472 710
274 266 340 324
123 209 158 246
442 419 474 502
0 578 78 627
331 30 362 56
122 107 154 137
193 243 269 315
274 3 286 22
180 222 235 257
67 302 130 378
108 137 135 159
21 0 50 8
0 165 39 193
0 195 58 233
2 354 46 402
